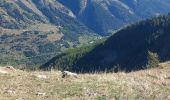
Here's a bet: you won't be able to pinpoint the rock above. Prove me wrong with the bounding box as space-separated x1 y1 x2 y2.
4 88 15 94
36 92 46 96
62 71 78 78
0 69 8 74
0 66 16 74
37 75 47 79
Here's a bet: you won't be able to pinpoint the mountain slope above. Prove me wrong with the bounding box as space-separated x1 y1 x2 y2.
58 0 170 35
1 0 170 67
0 62 170 99
42 13 170 72
0 0 99 67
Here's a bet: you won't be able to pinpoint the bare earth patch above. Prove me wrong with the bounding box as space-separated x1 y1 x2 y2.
0 63 169 100
47 33 63 42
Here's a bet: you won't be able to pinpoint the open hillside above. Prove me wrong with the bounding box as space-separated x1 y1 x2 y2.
42 13 170 72
0 62 170 100
0 0 99 67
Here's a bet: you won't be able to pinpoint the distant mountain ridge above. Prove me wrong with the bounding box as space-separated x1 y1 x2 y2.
1 0 170 34
1 0 170 36
42 13 170 72
58 0 170 35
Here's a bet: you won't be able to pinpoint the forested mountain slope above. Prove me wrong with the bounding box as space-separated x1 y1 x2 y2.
42 13 170 72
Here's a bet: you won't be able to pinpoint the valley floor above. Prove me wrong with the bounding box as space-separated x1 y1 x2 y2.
0 63 170 100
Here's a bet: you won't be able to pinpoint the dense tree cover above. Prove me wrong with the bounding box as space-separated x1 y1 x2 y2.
41 39 106 71
42 13 170 73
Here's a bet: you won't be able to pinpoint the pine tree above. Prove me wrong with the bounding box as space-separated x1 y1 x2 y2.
147 51 159 69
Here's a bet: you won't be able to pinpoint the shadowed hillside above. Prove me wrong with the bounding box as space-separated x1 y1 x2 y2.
42 13 170 72
58 0 170 35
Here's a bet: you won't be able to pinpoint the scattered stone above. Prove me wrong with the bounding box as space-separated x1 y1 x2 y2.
35 74 47 80
0 66 16 74
167 77 170 79
4 88 15 94
167 95 170 99
62 71 78 78
36 92 46 96
85 91 98 97
0 69 8 74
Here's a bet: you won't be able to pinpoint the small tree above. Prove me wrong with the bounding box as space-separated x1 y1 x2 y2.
147 51 159 69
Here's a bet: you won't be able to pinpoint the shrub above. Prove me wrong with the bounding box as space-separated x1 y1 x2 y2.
147 51 159 68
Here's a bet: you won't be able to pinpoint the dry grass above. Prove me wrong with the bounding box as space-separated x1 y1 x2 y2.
0 24 60 35
0 63 170 100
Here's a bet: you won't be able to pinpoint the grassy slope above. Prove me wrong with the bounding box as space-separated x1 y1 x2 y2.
0 63 169 100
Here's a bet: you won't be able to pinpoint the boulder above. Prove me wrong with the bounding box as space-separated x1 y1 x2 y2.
0 66 16 74
36 92 46 96
62 71 78 78
35 74 47 80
